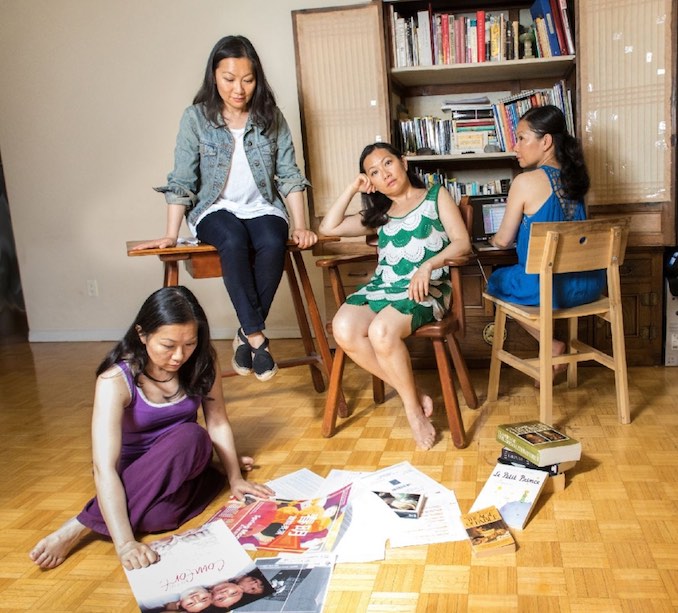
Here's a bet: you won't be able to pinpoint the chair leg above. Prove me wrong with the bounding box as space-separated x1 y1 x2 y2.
446 333 478 409
284 254 325 393
372 376 385 404
431 338 466 449
567 317 578 388
487 308 507 402
609 309 631 424
322 346 346 437
539 314 554 426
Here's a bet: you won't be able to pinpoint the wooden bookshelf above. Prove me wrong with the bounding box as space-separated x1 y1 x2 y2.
292 0 672 366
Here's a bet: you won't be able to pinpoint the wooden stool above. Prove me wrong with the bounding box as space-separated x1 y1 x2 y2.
127 238 338 391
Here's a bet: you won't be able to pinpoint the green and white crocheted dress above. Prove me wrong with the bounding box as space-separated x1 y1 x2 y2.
345 184 451 331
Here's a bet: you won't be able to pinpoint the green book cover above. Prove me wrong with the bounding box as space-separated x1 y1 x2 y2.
496 421 581 467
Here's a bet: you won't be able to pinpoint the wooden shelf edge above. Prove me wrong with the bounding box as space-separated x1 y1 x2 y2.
391 55 575 87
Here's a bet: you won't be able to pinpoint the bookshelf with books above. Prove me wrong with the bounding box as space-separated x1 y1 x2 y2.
292 0 673 366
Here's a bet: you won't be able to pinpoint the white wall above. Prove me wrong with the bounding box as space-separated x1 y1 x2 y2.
0 0 357 341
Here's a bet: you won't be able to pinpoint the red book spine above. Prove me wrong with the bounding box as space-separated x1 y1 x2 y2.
476 10 486 62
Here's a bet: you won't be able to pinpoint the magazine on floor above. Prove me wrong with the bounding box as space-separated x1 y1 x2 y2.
237 553 335 613
209 484 352 554
123 520 273 612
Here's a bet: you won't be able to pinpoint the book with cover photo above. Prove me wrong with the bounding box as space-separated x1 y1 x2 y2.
496 420 581 467
123 521 273 612
372 490 426 519
461 505 516 557
209 484 352 554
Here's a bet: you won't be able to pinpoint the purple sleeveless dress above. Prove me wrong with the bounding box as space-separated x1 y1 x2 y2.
77 361 225 536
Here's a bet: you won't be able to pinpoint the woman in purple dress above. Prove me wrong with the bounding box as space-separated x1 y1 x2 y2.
29 286 272 570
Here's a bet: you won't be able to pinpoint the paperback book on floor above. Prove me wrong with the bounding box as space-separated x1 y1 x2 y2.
496 420 582 466
469 462 548 530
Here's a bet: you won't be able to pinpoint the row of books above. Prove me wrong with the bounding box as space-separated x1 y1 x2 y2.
389 1 573 69
530 0 575 58
461 420 581 557
492 80 573 151
414 169 510 203
398 80 572 158
397 115 502 156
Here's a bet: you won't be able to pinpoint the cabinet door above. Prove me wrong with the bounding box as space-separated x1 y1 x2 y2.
293 3 390 231
577 0 675 246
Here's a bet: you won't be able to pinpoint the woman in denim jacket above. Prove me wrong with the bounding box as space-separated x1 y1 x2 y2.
133 35 317 381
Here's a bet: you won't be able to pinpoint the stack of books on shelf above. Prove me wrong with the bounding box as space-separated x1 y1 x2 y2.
496 420 581 493
441 98 500 153
388 2 574 69
492 79 573 151
398 116 453 155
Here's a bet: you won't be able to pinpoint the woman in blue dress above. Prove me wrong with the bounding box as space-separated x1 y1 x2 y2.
486 104 605 367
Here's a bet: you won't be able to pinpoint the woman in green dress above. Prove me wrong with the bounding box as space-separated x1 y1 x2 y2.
319 143 471 449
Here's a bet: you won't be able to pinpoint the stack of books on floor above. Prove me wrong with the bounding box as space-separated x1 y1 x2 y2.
496 420 581 493
462 420 581 557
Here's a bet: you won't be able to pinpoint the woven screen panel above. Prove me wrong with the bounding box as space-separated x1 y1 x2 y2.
578 0 673 206
294 4 390 219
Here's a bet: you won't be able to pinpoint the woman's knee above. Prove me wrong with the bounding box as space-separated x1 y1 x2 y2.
162 423 212 461
367 319 402 354
331 309 365 351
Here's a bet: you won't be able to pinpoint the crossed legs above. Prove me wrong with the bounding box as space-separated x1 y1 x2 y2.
332 303 436 450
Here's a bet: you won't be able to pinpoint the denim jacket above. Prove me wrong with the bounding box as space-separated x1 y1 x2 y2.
155 104 309 228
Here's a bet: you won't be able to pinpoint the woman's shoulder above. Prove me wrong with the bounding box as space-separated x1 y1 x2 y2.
180 104 213 127
96 362 134 405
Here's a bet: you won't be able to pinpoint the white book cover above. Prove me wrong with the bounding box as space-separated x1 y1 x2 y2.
469 462 548 530
124 521 272 612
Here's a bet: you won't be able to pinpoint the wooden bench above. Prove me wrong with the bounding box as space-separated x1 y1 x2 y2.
126 238 339 392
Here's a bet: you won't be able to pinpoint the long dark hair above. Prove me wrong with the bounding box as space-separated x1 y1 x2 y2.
97 286 216 398
358 142 426 228
520 104 590 201
193 35 277 131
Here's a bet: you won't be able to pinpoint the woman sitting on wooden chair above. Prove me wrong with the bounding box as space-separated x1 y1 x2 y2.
486 105 605 378
319 143 471 450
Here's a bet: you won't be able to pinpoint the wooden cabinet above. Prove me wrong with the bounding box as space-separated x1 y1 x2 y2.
294 0 673 366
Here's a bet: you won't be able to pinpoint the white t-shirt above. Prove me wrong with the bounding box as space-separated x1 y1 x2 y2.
190 127 288 234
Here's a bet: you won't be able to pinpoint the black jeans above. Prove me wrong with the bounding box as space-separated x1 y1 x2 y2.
196 210 288 335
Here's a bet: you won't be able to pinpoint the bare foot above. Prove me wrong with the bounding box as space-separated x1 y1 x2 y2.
405 406 437 450
239 456 255 472
535 340 567 388
418 391 434 418
29 517 89 569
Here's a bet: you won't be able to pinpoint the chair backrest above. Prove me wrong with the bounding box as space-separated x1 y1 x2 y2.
525 216 631 276
458 197 473 236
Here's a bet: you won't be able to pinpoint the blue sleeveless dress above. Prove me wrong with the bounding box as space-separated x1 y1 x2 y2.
486 166 605 308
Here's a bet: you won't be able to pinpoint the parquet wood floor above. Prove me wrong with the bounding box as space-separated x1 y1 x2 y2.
1 339 677 612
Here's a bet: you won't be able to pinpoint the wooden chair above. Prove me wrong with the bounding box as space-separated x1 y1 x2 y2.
316 199 479 449
483 216 632 425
